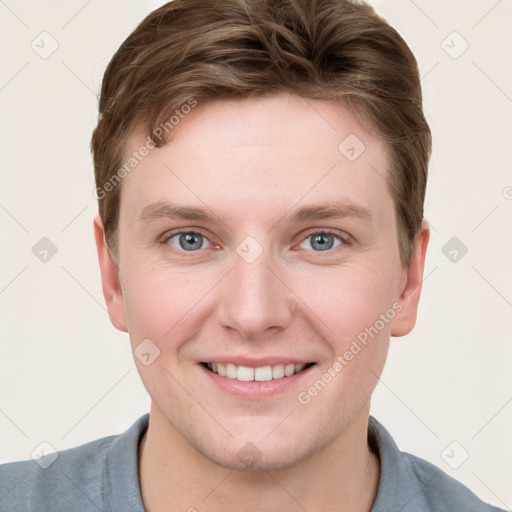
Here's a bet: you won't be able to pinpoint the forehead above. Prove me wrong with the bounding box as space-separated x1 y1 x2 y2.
120 92 392 224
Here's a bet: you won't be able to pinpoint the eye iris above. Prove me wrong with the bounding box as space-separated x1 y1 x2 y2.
311 233 334 251
179 233 202 251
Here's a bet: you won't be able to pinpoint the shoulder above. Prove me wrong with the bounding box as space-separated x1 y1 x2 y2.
0 414 148 512
368 416 505 512
401 451 504 512
0 434 115 512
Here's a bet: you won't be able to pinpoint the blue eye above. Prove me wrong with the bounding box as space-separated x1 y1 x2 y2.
167 232 209 251
162 229 346 254
300 232 343 252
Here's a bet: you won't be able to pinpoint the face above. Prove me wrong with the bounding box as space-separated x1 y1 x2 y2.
95 92 428 471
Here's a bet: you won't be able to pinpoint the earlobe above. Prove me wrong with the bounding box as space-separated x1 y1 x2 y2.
93 214 128 332
391 220 430 338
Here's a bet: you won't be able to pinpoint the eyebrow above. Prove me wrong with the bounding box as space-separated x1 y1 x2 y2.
289 202 373 223
138 200 373 225
139 201 213 223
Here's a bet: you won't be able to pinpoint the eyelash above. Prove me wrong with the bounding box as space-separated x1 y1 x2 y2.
160 228 350 256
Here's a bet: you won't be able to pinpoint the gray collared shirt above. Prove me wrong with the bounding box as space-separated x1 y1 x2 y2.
0 414 505 511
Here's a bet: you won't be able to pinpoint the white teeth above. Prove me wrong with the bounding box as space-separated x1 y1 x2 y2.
254 366 272 381
237 365 254 381
284 364 295 376
272 364 285 379
206 361 311 381
226 363 237 379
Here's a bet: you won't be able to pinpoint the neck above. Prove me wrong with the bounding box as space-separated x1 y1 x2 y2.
138 403 380 512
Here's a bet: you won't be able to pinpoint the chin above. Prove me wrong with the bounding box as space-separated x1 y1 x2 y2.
190 425 323 474
202 442 310 473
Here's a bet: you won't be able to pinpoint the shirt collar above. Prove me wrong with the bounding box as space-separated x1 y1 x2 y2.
107 413 149 512
105 413 423 512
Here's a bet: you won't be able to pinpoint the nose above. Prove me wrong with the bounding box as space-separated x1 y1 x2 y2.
216 245 293 340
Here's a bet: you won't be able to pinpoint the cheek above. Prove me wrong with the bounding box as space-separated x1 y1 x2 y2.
293 260 399 344
293 265 395 419
120 259 221 354
120 268 209 395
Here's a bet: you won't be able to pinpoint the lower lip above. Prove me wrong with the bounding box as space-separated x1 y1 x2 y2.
199 364 315 400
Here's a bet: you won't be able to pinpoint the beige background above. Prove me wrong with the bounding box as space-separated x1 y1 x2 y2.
0 0 511 508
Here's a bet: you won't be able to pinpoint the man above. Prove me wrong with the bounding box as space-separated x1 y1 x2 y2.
0 0 505 510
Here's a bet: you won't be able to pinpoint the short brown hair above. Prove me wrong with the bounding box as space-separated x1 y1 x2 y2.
91 0 431 266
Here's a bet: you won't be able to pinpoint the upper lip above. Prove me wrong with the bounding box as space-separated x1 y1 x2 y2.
200 356 315 367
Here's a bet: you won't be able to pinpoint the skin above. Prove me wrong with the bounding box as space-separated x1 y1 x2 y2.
94 92 429 511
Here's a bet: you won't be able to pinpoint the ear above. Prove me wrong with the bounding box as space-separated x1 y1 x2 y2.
391 219 430 337
93 214 128 332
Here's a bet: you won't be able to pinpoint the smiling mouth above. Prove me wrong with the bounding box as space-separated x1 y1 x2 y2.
201 362 316 382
